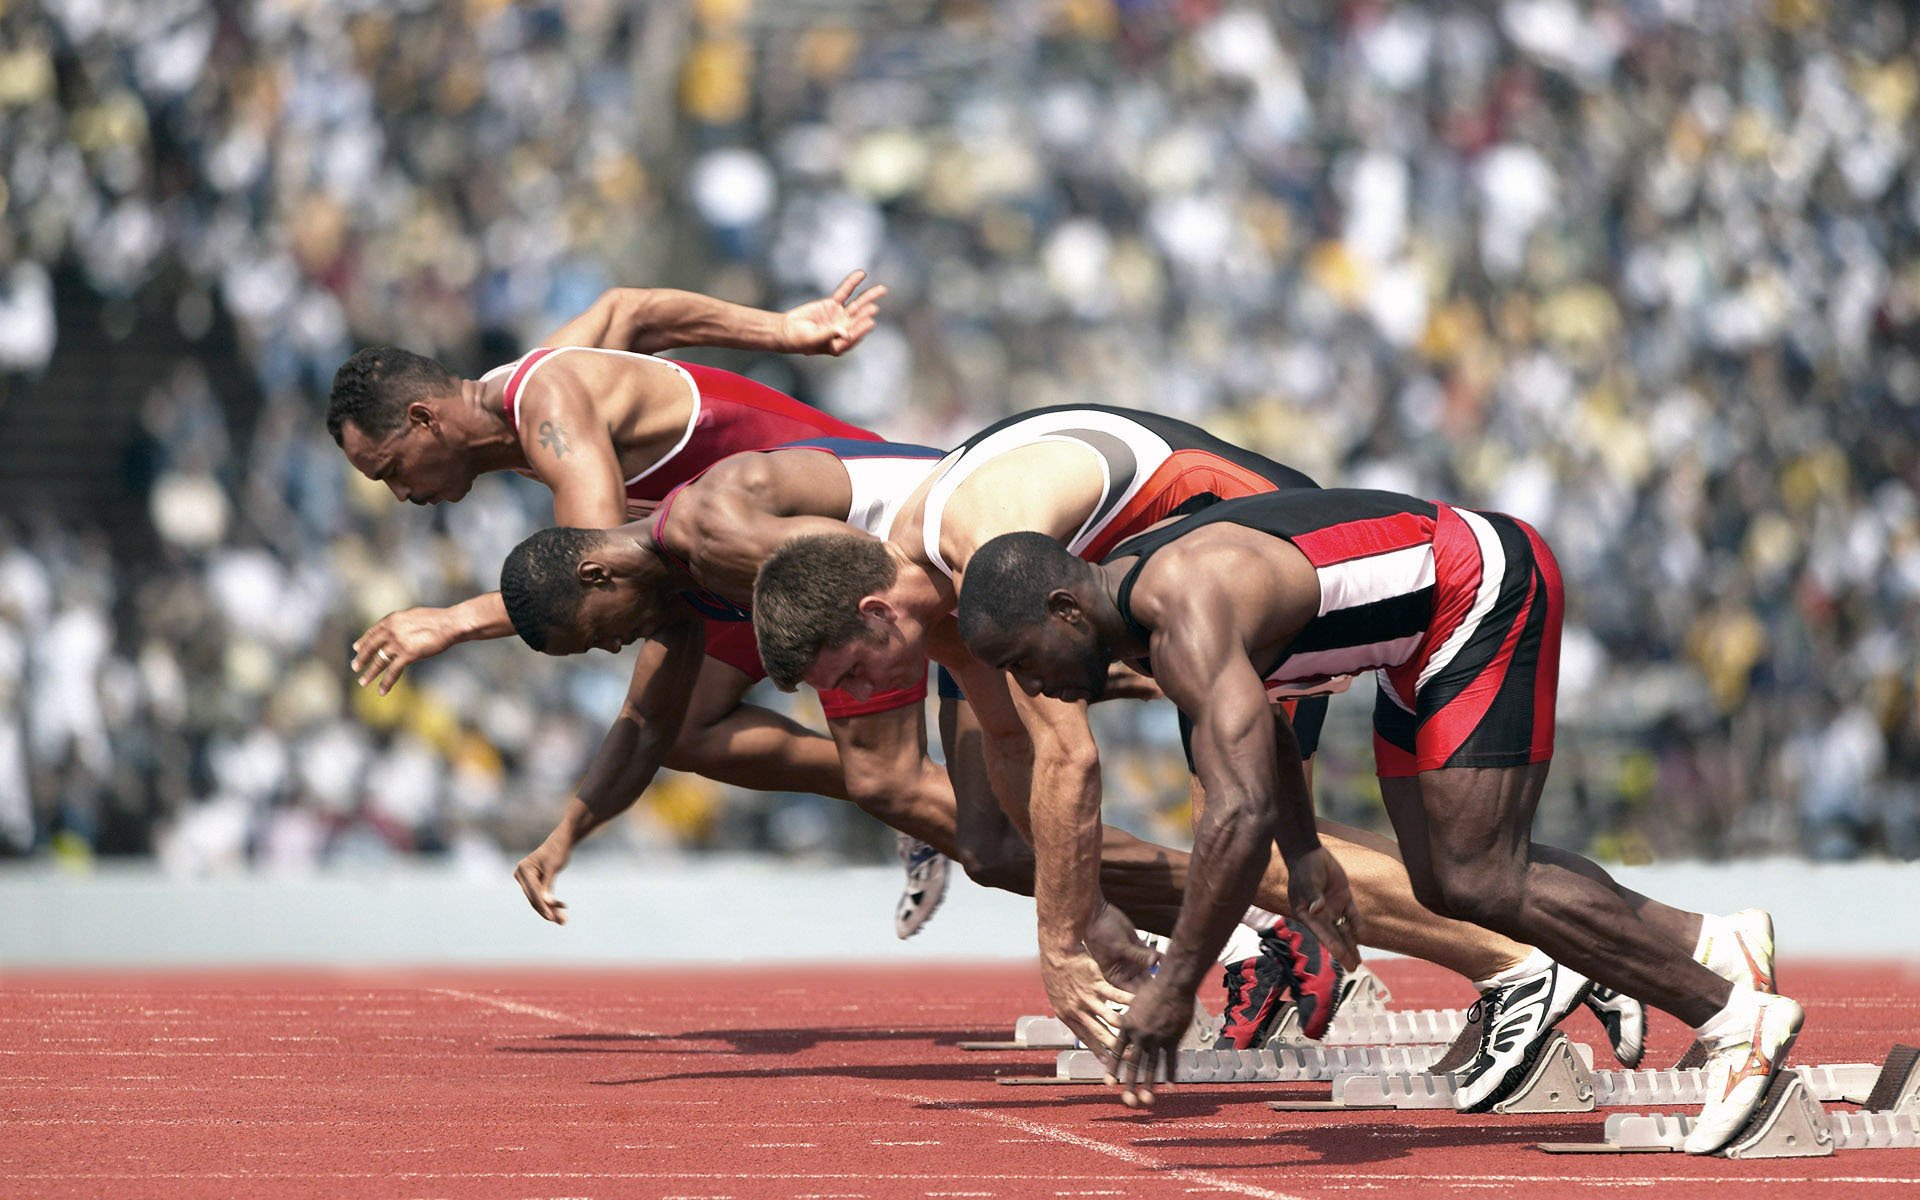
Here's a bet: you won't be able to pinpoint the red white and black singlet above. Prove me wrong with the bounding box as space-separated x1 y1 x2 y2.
921 404 1331 754
1106 489 1565 778
485 346 879 504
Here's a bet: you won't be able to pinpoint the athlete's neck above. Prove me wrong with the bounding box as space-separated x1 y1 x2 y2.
463 376 529 473
1095 559 1150 659
886 541 953 624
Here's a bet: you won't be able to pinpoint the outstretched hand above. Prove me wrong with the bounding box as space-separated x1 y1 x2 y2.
1040 947 1135 1059
351 607 462 695
1109 976 1194 1109
513 836 574 924
1287 846 1362 969
781 270 887 356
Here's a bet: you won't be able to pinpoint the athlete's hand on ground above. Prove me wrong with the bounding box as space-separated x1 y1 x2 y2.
514 837 573 924
351 608 461 694
781 270 887 356
1287 847 1362 969
1084 902 1159 991
1110 977 1194 1109
1040 946 1134 1060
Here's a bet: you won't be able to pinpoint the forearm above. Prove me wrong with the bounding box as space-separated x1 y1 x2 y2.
1028 750 1106 958
558 713 674 844
446 592 515 643
607 289 789 355
1155 797 1273 993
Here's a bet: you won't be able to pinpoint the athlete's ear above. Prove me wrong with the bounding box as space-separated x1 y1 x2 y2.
576 558 615 588
405 401 437 432
857 594 897 626
1045 588 1084 626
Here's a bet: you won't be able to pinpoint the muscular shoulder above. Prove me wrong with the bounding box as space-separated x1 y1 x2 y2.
940 442 1105 568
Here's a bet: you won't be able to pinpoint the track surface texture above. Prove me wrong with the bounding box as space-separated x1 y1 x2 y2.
4 959 1919 1199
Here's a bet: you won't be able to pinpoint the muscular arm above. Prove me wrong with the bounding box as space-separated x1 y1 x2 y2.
514 614 706 921
669 450 858 600
539 271 884 357
943 642 1106 960
1145 609 1300 994
359 364 632 676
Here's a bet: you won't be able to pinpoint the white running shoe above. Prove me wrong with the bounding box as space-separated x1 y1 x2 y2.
1582 984 1648 1068
1452 959 1593 1112
1683 991 1805 1155
893 833 949 939
1699 908 1776 994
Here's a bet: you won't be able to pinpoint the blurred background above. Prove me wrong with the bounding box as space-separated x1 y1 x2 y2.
3 0 1918 900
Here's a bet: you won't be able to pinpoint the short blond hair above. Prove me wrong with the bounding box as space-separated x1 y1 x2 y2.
752 533 898 690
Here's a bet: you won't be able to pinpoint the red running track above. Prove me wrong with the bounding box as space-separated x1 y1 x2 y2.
3 959 1919 1200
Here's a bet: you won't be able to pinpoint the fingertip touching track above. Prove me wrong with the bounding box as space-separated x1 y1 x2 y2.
4 961 1918 1199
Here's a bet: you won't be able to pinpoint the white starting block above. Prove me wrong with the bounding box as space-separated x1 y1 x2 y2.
1536 1042 1920 1158
1271 1031 1886 1115
998 1041 1448 1086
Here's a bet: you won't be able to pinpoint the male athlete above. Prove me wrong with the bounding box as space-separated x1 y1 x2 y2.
748 405 1659 1086
500 442 1481 1015
953 493 1797 1152
326 273 947 935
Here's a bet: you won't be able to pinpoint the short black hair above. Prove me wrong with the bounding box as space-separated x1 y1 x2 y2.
326 347 457 446
957 532 1087 646
500 527 606 651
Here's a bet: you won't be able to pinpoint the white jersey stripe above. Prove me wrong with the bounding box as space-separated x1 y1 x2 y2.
1314 544 1435 618
1413 506 1506 695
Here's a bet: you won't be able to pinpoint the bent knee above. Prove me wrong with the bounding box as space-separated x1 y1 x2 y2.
1431 864 1524 927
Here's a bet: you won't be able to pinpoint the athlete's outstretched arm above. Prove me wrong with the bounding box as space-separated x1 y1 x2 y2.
514 615 706 923
539 270 886 357
352 366 631 693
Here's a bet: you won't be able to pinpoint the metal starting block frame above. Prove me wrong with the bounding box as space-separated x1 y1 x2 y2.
1536 1042 1920 1158
997 1041 1447 1086
1271 1031 1884 1115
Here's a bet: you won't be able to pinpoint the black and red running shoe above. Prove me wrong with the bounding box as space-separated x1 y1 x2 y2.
1263 919 1346 1041
1212 952 1290 1050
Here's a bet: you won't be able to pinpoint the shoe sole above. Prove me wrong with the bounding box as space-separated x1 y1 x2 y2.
1459 980 1595 1114
895 865 950 940
1686 1025 1803 1156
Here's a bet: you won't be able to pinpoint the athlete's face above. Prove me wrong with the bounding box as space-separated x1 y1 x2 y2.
540 578 677 657
968 611 1110 705
806 621 923 702
341 408 478 506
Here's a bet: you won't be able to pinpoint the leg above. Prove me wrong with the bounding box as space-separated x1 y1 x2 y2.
1382 763 1729 1025
663 658 848 799
1194 762 1534 982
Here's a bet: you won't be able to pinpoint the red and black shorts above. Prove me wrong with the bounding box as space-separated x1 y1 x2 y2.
702 619 927 721
1372 505 1562 778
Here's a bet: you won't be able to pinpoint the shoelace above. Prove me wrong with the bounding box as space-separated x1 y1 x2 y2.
1467 988 1507 1061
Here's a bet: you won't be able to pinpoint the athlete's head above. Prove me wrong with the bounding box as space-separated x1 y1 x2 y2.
958 532 1113 703
500 525 679 655
753 532 926 700
328 347 479 505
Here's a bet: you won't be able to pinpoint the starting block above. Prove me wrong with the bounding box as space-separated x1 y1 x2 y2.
1273 1030 1885 1114
997 1041 1447 1086
1536 1042 1920 1158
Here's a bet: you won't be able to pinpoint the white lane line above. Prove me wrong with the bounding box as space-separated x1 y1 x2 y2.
424 987 660 1037
886 1093 1304 1200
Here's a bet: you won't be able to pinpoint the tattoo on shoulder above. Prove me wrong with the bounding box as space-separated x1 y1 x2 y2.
538 419 571 458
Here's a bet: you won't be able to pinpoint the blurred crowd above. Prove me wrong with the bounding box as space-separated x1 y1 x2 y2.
3 0 1918 874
